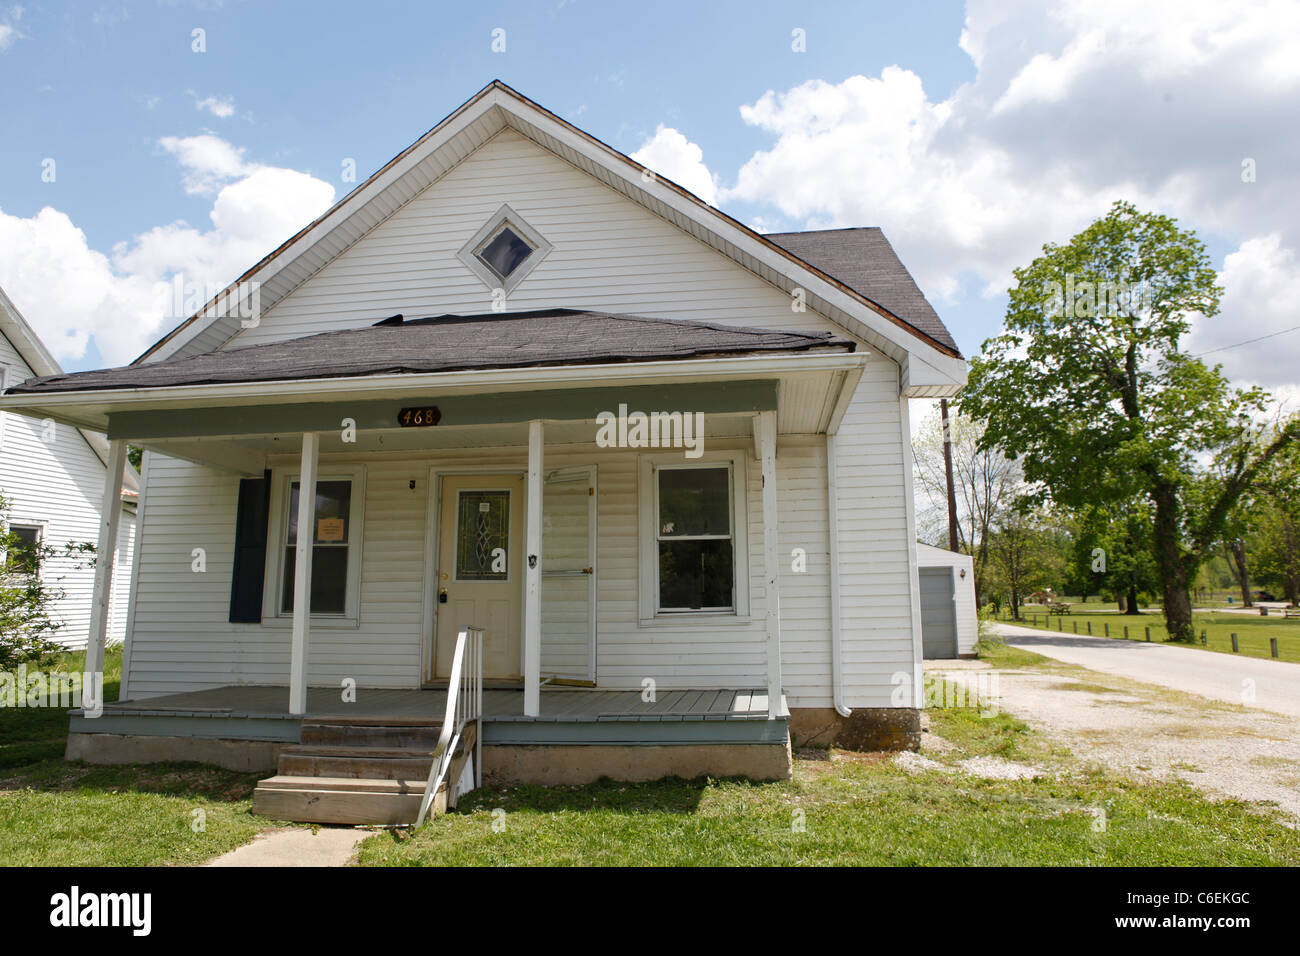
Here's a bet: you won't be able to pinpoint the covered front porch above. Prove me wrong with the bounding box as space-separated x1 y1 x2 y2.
67 684 793 801
5 310 866 728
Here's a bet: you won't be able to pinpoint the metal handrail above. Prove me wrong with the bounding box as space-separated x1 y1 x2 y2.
415 625 483 826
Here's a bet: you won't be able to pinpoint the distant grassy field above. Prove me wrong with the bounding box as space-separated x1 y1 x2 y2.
999 607 1300 663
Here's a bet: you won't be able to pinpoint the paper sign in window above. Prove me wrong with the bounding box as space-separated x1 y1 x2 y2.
316 518 346 543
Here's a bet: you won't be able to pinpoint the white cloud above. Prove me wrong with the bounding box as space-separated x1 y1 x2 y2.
1190 235 1300 389
632 125 718 206
157 133 253 194
0 5 24 51
0 135 334 366
710 0 1300 386
190 91 236 119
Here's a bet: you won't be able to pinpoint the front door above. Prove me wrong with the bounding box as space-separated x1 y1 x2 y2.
434 474 525 681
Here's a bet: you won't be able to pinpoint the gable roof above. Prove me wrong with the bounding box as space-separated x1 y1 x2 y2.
11 309 852 394
765 228 958 355
134 81 965 397
0 286 139 494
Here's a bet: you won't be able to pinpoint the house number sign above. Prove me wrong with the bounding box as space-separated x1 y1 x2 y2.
398 406 441 427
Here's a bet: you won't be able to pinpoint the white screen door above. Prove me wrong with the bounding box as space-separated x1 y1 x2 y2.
541 465 596 683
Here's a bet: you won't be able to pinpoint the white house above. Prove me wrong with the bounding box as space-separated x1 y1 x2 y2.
0 287 137 651
0 82 966 823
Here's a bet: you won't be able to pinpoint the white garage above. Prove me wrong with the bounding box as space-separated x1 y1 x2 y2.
916 543 979 658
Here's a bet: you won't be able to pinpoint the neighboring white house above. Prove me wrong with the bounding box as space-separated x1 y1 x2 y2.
916 543 978 658
1 83 967 815
0 287 138 650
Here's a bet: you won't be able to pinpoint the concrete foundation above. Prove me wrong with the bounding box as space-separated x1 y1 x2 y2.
66 732 284 772
66 732 793 784
483 741 793 785
788 707 921 752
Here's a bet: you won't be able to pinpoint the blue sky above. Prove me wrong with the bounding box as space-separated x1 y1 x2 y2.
1 0 1297 395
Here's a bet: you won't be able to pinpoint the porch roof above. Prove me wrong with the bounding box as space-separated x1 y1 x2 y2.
7 308 852 395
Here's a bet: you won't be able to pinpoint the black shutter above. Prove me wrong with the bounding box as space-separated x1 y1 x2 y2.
229 471 272 623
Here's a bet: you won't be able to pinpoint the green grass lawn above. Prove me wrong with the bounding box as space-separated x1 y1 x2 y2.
0 645 265 866
6 643 1300 866
356 652 1300 867
1001 607 1300 663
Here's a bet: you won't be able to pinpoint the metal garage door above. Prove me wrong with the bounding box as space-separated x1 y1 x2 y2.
919 567 958 659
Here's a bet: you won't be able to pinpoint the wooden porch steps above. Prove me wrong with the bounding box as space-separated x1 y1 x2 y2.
251 775 440 825
251 717 474 826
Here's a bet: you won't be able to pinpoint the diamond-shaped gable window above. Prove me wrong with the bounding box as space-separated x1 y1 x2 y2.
476 226 533 282
457 204 553 295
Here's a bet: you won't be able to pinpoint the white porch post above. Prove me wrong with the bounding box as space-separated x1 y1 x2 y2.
86 439 128 681
524 420 543 716
758 410 786 718
289 432 319 716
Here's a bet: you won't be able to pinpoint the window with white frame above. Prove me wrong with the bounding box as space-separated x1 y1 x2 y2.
639 452 750 620
5 523 42 576
267 467 365 621
456 203 553 295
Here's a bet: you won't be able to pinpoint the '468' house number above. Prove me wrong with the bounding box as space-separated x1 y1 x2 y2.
398 406 441 427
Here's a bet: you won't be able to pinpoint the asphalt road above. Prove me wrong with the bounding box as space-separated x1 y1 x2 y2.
991 622 1300 717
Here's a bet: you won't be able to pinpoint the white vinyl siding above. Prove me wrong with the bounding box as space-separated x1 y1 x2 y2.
0 333 135 649
225 128 849 350
127 437 849 704
832 360 920 708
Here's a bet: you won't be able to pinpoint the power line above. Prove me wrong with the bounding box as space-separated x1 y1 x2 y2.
1192 323 1300 357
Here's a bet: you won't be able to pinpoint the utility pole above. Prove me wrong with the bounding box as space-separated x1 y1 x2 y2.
941 399 959 553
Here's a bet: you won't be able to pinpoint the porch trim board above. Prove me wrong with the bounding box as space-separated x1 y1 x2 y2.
524 419 543 716
67 686 789 749
85 438 129 680
288 431 318 715
757 409 786 718
104 380 781 442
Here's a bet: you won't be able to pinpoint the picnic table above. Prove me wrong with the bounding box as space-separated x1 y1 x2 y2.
1047 602 1071 616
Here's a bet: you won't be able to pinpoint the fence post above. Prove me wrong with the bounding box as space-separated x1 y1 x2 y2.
1231 633 1239 653
1104 623 1109 637
1145 626 1151 642
1073 620 1078 634
1200 630 1207 646
1271 638 1279 659
1087 621 1092 635
1124 625 1129 639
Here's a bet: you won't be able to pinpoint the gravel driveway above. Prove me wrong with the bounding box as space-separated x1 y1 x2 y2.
928 646 1300 824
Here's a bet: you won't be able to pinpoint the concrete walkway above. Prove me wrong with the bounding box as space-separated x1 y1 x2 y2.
204 827 368 867
992 622 1300 717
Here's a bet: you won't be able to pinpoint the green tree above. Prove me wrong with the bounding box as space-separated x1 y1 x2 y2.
1249 426 1300 605
985 506 1063 620
1066 501 1160 613
962 201 1300 642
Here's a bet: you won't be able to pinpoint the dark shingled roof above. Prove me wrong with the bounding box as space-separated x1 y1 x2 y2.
764 227 959 356
8 308 854 395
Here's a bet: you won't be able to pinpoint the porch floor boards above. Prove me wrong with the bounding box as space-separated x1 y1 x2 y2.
98 685 775 722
